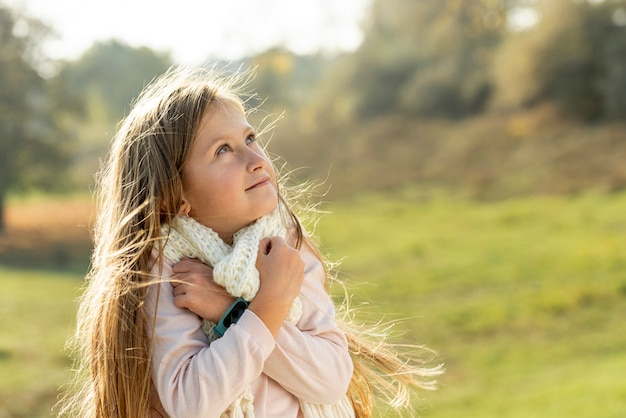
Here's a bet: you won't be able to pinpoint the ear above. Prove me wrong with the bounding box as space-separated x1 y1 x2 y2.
177 198 191 216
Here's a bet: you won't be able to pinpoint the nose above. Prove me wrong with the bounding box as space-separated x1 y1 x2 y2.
246 147 269 172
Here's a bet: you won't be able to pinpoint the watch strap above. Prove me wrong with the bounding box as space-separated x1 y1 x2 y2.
213 297 249 337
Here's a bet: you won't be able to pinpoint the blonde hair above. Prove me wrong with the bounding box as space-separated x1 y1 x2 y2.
58 66 442 418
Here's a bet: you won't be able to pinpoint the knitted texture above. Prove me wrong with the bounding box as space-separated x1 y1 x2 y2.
161 207 301 323
160 206 354 418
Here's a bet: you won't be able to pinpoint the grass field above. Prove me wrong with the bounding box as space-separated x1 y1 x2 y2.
1 189 625 417
0 268 81 417
318 188 626 417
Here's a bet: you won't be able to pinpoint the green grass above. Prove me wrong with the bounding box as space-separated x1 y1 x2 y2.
317 187 626 417
2 189 626 416
0 268 82 417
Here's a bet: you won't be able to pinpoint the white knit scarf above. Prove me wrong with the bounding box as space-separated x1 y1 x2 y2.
160 207 355 418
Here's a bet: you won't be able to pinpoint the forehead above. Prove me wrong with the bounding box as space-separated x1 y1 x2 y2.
194 100 249 144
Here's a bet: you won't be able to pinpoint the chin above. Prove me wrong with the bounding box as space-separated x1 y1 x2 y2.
264 193 280 211
262 201 280 218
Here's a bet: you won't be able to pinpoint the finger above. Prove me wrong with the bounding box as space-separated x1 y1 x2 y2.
173 257 204 271
258 237 272 255
172 262 192 274
172 294 188 309
172 283 185 296
269 236 286 248
170 274 182 287
267 236 292 254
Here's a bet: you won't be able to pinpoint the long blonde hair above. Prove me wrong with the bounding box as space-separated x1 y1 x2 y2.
58 66 442 418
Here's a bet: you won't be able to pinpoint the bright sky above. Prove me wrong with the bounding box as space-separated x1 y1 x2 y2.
6 0 370 64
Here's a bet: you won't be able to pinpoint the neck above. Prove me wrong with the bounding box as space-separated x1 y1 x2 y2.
218 232 234 246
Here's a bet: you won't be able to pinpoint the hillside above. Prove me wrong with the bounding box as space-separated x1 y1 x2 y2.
269 106 626 200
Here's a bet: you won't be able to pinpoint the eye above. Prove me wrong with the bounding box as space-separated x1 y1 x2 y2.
216 144 232 155
245 134 256 145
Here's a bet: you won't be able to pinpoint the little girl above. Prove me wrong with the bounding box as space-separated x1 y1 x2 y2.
59 66 442 418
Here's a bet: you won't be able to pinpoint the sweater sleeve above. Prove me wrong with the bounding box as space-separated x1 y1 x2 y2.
262 244 354 404
146 257 276 418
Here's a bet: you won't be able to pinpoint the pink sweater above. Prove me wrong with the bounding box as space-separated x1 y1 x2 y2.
146 243 354 417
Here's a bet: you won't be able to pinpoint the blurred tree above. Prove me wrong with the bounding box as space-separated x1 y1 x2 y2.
492 0 626 120
50 40 172 188
603 26 626 119
599 0 626 120
249 48 296 113
0 5 73 232
56 39 172 122
337 0 508 119
248 48 332 115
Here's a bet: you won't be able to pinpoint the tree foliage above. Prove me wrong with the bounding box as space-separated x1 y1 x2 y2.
56 39 172 121
46 41 173 187
2 0 624 221
336 0 508 119
0 5 73 231
243 47 333 126
304 0 626 122
270 0 626 199
492 0 626 120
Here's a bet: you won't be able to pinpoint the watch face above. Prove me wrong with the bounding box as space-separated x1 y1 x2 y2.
224 301 248 327
215 298 249 337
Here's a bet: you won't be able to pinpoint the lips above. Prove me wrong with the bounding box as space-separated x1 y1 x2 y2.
246 177 270 191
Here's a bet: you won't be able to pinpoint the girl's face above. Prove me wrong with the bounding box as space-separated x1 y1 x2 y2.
179 101 279 243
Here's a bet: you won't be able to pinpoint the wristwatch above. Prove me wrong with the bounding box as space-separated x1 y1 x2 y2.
213 297 249 337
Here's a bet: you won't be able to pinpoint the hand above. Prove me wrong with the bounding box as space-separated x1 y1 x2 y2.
171 258 235 323
248 237 305 337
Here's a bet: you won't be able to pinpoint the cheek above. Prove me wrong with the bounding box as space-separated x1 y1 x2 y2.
265 161 278 185
182 169 212 206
